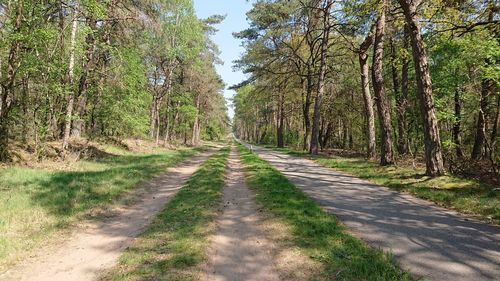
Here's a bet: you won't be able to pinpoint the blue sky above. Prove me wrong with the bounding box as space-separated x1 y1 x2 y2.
193 0 253 118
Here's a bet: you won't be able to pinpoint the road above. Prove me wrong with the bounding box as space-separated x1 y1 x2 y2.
247 144 500 281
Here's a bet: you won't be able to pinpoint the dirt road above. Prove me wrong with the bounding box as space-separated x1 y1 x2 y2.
205 147 280 281
1 151 215 281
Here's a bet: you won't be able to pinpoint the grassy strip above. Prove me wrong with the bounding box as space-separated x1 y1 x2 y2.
237 144 410 281
0 146 205 271
102 147 229 281
270 146 499 224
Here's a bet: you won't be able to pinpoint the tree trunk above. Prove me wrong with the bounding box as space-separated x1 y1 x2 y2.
490 93 499 160
302 74 312 150
277 91 285 148
62 8 79 151
397 25 410 155
398 0 445 176
310 0 332 155
372 9 395 166
471 79 493 160
453 88 464 158
72 18 97 138
191 94 201 146
359 24 376 159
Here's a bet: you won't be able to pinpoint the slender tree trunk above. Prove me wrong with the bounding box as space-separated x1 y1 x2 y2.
310 0 332 155
453 88 464 158
372 9 395 166
490 93 499 160
398 0 445 176
72 18 97 138
359 24 376 159
191 94 201 146
62 8 79 151
150 95 158 138
277 90 285 148
471 79 493 160
303 74 312 150
397 25 410 155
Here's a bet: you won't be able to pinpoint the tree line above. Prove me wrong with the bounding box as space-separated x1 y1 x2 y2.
0 0 229 161
233 0 499 176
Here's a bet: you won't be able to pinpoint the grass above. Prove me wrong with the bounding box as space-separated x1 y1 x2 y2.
0 146 205 272
237 144 411 281
102 147 229 281
270 146 499 224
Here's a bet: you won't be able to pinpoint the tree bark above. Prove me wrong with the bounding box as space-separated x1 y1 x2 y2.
277 90 285 148
359 24 376 159
310 0 332 155
191 94 201 146
372 9 395 166
62 7 79 151
490 93 499 160
453 88 464 158
72 18 97 138
302 74 313 150
397 25 410 155
397 0 445 176
471 79 493 160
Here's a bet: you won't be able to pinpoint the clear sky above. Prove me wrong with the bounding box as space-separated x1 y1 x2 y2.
193 0 253 119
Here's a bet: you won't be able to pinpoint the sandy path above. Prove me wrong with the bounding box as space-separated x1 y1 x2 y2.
205 147 280 281
244 143 500 281
1 150 215 281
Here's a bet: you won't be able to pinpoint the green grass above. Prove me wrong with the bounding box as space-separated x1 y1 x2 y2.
270 146 499 224
237 144 410 281
0 146 205 271
102 147 229 281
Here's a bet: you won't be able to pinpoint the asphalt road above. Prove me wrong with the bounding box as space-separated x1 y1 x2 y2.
247 144 500 281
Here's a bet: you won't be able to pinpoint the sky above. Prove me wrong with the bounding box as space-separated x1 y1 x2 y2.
193 0 253 119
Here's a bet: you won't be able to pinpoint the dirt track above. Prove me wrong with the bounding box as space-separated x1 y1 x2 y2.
205 147 280 281
0 151 214 281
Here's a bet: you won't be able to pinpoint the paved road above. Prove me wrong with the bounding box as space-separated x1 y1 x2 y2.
247 144 500 281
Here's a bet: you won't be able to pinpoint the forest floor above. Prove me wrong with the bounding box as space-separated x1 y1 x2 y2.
246 143 500 281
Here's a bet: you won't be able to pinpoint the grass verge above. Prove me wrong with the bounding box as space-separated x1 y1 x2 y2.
237 144 410 281
270 146 499 224
102 147 229 281
0 146 205 271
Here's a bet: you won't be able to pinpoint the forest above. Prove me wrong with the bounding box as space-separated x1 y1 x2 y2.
0 0 229 162
0 1 499 280
232 0 499 178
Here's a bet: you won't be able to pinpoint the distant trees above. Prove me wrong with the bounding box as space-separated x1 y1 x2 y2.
0 0 229 161
233 0 499 177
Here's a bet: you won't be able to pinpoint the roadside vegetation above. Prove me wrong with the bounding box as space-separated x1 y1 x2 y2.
0 145 205 272
271 146 499 224
102 147 229 281
237 144 411 281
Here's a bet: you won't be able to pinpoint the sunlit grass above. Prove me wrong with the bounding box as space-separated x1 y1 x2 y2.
237 144 410 281
102 147 229 281
0 146 204 272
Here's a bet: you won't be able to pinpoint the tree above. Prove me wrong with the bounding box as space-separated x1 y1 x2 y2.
397 0 445 175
